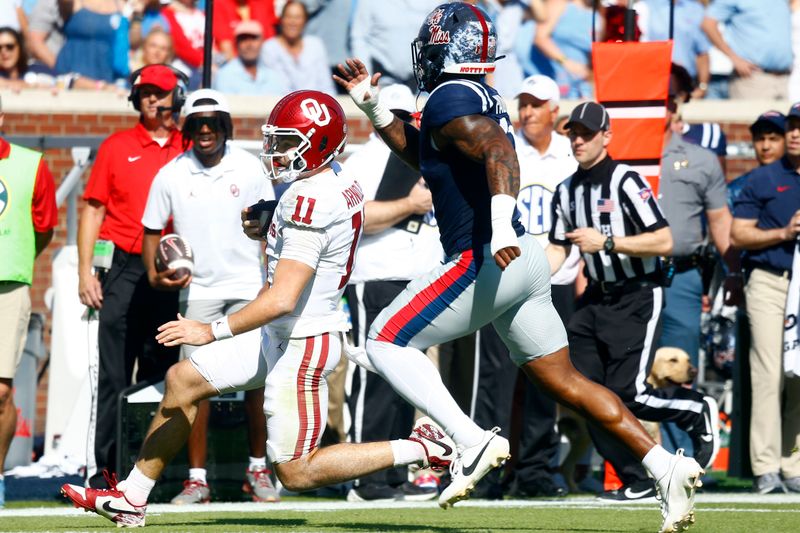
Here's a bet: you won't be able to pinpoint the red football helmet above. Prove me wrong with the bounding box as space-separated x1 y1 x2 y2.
260 90 348 183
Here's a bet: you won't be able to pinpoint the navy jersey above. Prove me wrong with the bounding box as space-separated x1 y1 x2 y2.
419 79 525 257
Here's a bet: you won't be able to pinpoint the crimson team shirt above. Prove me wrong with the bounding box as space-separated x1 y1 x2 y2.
0 138 57 232
84 123 183 254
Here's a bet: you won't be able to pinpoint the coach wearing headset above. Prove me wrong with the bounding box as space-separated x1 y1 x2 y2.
77 64 185 488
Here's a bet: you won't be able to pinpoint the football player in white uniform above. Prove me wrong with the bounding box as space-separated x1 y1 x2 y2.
61 90 455 528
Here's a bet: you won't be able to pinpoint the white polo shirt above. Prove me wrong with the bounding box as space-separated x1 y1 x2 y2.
142 143 274 301
343 135 444 284
514 130 581 286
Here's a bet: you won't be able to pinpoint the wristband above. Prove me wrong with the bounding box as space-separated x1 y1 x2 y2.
490 194 519 256
211 315 234 340
348 77 395 129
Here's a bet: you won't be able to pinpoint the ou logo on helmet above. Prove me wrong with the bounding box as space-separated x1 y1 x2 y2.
0 177 8 219
300 98 330 127
517 184 554 236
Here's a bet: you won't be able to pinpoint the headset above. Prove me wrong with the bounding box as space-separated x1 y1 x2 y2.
127 64 190 113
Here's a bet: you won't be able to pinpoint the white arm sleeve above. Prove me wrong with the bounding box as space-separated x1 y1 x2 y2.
279 225 329 270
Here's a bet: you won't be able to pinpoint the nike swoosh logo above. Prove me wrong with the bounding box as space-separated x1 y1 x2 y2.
624 487 654 499
461 437 494 476
128 156 142 162
101 500 139 515
700 434 713 442
777 186 791 192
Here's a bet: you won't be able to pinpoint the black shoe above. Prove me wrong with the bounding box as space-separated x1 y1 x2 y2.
471 479 505 500
346 483 400 502
396 481 437 502
686 396 720 470
598 479 657 502
510 476 567 498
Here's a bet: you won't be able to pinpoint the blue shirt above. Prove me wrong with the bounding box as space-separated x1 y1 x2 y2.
644 0 709 77
733 157 800 271
420 79 525 257
212 58 288 96
727 170 751 211
706 0 792 71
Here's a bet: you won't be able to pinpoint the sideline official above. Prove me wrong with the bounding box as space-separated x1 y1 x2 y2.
546 102 720 500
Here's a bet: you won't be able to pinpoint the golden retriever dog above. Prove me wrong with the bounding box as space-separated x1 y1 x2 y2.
640 347 698 443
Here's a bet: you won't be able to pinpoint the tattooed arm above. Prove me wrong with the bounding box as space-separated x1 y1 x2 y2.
432 114 522 269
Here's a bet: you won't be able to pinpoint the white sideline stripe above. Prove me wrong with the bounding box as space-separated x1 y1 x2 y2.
606 106 666 120
8 494 800 517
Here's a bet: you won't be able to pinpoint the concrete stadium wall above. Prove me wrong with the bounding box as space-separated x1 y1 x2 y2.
1 89 777 437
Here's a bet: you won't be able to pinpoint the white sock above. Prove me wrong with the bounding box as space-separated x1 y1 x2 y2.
391 439 426 467
642 445 673 481
249 456 267 471
121 466 156 507
189 468 207 484
367 339 485 447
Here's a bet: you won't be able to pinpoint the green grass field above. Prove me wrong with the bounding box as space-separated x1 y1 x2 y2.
2 495 799 532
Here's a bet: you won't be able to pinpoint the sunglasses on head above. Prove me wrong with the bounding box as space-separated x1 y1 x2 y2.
0 43 17 52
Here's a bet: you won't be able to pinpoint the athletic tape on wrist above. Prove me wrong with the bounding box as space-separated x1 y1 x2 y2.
211 315 234 341
349 78 395 129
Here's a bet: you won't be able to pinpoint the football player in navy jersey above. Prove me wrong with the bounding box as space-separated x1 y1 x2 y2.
335 3 704 529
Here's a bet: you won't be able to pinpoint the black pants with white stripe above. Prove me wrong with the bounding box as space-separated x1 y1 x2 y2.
346 280 415 487
568 282 706 485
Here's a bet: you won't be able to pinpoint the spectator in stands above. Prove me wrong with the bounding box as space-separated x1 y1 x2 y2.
77 64 184 488
141 89 279 505
638 0 710 98
0 26 29 90
533 0 597 99
0 96 57 508
300 0 352 91
214 0 276 62
26 0 64 71
259 1 335 95
702 0 792 100
791 0 800 102
343 84 441 503
162 0 205 87
484 0 547 98
350 0 439 89
731 103 800 494
728 112 786 208
55 0 130 87
0 0 27 32
129 0 171 52
213 20 287 95
131 27 174 71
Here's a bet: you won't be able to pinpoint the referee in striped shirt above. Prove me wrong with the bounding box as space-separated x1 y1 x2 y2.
545 102 719 500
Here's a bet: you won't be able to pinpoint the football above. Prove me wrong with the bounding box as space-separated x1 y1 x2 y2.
155 233 194 281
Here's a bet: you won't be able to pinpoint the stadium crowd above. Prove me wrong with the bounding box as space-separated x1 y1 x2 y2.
1 0 799 519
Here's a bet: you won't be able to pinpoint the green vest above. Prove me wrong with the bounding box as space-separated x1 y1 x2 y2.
0 143 44 285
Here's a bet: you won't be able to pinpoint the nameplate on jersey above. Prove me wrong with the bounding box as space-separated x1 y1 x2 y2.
374 152 425 234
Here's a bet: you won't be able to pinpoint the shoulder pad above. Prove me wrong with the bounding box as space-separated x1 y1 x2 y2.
424 80 494 127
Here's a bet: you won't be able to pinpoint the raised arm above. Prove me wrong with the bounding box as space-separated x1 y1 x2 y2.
334 58 421 170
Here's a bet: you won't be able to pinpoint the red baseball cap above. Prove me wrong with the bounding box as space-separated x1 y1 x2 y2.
133 64 178 91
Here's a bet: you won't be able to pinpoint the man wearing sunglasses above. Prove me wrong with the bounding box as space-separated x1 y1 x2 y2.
139 89 279 504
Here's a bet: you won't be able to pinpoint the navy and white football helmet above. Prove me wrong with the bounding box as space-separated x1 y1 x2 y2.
411 2 498 92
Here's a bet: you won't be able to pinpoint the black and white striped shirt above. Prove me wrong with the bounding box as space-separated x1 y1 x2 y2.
549 156 669 283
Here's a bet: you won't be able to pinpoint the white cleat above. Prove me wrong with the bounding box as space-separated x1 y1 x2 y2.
438 427 510 509
656 449 704 533
61 480 146 528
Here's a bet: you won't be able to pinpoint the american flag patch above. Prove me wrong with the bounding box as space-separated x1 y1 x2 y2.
597 198 615 213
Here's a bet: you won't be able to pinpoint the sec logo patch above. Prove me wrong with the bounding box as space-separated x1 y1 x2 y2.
516 184 554 236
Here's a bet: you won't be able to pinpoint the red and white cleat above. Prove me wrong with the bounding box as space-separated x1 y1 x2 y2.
61 472 146 528
408 416 457 472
